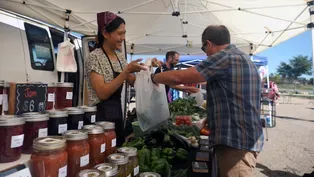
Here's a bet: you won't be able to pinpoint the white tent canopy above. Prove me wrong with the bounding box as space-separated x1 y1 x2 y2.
0 0 312 55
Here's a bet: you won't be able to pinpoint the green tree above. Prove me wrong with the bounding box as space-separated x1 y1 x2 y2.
269 73 281 84
309 78 314 85
277 62 292 80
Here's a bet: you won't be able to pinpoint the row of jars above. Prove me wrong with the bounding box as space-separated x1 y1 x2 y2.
0 106 117 163
30 134 140 177
0 81 74 115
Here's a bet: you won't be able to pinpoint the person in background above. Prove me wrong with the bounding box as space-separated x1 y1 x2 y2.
84 11 147 146
151 25 264 177
154 51 199 102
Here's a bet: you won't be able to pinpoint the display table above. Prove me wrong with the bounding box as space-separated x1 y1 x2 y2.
0 154 30 172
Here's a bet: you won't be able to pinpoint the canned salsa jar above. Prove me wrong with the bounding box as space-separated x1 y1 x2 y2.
0 115 25 163
22 112 49 154
30 136 68 177
64 107 84 130
95 121 117 157
64 130 90 177
94 163 119 177
47 110 68 136
82 125 106 167
55 82 74 109
46 83 56 110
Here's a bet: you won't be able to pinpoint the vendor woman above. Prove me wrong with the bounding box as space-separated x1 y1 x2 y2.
84 11 147 146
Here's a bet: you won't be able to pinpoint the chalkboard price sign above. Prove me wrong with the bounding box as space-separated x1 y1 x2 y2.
15 83 48 115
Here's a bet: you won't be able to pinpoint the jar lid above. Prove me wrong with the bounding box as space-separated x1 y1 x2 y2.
64 107 84 115
47 110 68 118
0 116 25 126
22 112 49 122
82 125 104 134
140 172 161 177
108 153 129 165
78 169 105 177
79 106 97 113
94 163 119 177
33 136 66 151
117 147 137 157
95 121 115 130
56 82 74 88
63 130 88 141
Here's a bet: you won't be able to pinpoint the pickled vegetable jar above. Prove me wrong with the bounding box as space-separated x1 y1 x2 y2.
55 82 73 109
83 125 106 167
0 80 4 114
140 172 161 177
46 83 56 110
47 110 68 135
64 107 84 130
118 147 139 177
22 112 49 154
79 106 97 125
95 121 116 157
30 136 68 177
108 153 131 177
0 115 25 163
78 169 105 177
94 163 119 177
64 130 90 177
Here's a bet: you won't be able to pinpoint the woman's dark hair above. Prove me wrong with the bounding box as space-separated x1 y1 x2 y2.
97 16 125 48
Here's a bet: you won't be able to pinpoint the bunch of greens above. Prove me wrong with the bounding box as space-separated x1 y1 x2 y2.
169 98 206 117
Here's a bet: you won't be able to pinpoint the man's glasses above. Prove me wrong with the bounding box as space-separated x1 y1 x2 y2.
201 42 207 52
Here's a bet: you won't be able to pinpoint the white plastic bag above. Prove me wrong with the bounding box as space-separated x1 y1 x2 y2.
190 90 204 107
135 70 170 131
56 40 77 72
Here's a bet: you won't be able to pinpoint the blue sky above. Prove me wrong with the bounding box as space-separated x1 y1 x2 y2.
258 30 313 75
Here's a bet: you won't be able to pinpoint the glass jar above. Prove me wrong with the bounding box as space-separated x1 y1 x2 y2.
55 82 74 109
3 82 9 114
0 115 25 163
79 106 97 125
118 147 139 177
47 110 68 135
46 83 56 110
108 153 132 177
30 136 68 177
94 163 119 177
64 107 84 130
0 80 4 114
140 172 161 177
64 130 90 177
78 169 105 177
22 112 49 154
95 121 117 157
83 125 106 167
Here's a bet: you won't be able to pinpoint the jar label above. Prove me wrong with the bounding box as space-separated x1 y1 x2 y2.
80 154 89 167
112 138 116 147
66 92 73 100
0 94 2 105
91 115 96 123
38 128 48 138
101 143 106 153
134 165 139 176
11 134 24 148
58 124 68 134
7 167 31 177
58 165 67 177
48 93 55 102
78 121 84 129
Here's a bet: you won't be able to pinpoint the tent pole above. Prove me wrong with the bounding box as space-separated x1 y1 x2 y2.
308 1 314 94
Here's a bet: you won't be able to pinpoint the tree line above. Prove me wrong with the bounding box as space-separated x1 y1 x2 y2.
269 55 313 85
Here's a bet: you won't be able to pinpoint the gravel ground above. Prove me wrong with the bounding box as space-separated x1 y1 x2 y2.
254 97 314 177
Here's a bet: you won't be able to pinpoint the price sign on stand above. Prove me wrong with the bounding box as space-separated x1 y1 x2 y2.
8 83 47 115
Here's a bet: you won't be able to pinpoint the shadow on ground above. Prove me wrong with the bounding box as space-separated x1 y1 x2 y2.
276 116 314 123
256 163 301 177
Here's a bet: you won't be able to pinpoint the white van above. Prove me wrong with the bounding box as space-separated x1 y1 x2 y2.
0 9 84 106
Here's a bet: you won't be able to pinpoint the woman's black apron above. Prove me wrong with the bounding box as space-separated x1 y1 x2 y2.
96 47 125 146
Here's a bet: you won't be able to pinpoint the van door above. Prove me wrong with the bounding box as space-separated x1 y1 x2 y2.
20 21 58 82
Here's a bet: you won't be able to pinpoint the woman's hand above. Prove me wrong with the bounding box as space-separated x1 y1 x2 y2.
125 59 147 73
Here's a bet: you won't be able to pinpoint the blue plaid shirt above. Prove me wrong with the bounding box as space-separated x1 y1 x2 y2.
195 44 264 152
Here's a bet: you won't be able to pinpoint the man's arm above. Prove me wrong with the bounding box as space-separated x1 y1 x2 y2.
152 67 206 85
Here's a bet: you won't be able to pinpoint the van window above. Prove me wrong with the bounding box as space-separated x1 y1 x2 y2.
24 23 54 71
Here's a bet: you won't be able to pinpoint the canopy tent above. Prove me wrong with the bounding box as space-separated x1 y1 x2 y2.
0 0 312 56
252 55 268 66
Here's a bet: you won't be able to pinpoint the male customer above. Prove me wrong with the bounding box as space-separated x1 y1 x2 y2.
151 25 264 177
155 51 199 102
